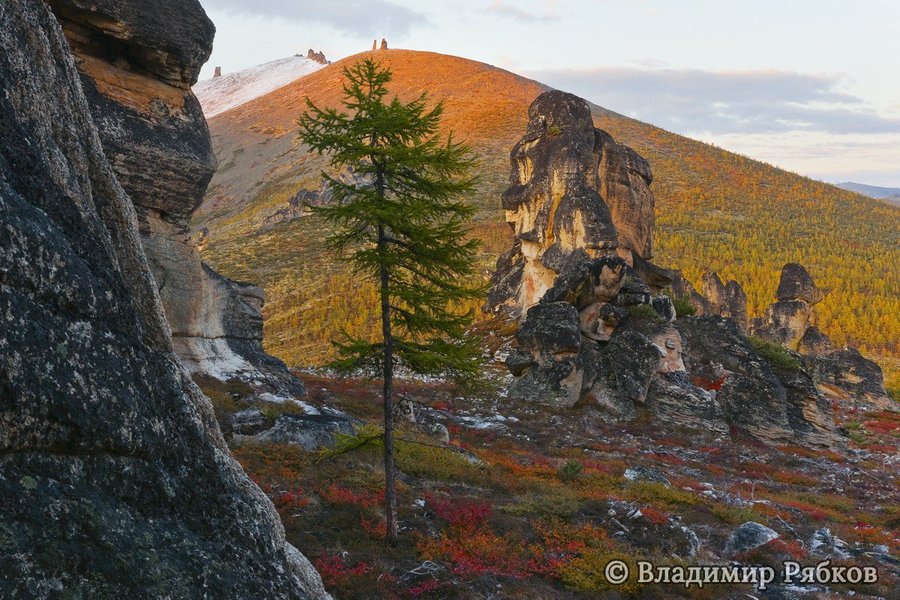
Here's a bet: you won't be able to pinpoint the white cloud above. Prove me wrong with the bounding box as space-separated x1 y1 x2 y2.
528 66 900 136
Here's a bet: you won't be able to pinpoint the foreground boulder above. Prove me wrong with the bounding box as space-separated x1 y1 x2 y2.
45 0 304 399
0 1 327 596
724 522 779 558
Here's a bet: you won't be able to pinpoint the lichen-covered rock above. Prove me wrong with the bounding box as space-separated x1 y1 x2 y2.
596 129 655 259
508 302 595 408
807 348 892 410
798 325 832 356
244 414 355 451
724 522 779 558
0 1 328 597
667 269 710 315
677 317 835 447
496 93 837 449
46 0 303 398
487 90 657 313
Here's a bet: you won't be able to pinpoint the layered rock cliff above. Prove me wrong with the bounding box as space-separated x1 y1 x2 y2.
494 91 837 448
0 0 327 596
45 0 304 399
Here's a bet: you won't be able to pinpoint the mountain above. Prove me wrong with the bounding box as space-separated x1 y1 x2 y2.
837 181 900 199
194 55 326 118
194 50 900 388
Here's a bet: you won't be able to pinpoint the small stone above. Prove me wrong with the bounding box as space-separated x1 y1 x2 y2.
724 522 779 558
624 466 670 486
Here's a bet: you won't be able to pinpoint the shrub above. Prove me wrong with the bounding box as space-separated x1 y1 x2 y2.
395 440 487 484
321 483 384 509
558 547 641 594
748 336 801 371
640 506 670 525
557 459 583 483
627 303 661 321
623 481 703 510
672 296 697 317
313 553 372 588
426 493 492 530
417 530 531 579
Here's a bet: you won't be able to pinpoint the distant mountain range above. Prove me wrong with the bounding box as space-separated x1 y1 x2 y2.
837 182 900 205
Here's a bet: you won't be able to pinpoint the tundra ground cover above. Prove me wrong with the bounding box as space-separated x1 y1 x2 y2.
222 375 898 599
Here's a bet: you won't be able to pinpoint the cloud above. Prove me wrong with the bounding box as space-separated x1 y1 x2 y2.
526 66 900 136
202 0 428 37
486 0 559 22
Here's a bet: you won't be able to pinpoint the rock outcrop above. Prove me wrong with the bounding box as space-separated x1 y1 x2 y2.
700 271 749 331
753 264 890 411
46 0 306 400
0 0 327 596
807 348 892 410
487 90 661 314
752 263 826 351
495 91 837 448
306 49 327 64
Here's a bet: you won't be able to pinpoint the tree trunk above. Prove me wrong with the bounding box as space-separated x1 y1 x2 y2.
378 224 398 546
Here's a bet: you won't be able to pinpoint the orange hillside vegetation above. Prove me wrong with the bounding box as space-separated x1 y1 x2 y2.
196 50 899 387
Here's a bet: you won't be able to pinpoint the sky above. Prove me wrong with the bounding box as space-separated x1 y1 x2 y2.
197 0 900 187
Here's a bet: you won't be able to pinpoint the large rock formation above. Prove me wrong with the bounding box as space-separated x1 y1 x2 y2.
494 91 837 448
487 90 659 314
0 0 327 596
45 0 303 399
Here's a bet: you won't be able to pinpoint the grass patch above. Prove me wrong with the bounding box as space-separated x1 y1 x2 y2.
749 336 801 371
672 296 697 317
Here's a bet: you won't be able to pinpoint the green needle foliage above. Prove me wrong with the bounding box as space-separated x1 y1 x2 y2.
298 58 483 545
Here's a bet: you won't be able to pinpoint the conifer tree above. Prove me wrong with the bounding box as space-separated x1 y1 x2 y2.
298 59 482 545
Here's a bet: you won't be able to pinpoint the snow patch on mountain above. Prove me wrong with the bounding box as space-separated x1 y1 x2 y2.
194 55 326 118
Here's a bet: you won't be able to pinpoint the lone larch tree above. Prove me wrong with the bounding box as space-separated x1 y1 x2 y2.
298 59 483 545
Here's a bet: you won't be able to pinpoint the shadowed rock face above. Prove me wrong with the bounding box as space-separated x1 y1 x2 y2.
807 348 892 410
489 90 656 313
701 271 749 332
0 1 327 597
45 0 304 398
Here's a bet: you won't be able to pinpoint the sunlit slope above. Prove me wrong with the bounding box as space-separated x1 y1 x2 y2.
195 49 900 372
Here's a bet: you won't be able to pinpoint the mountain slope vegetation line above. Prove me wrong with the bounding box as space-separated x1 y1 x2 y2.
195 50 900 386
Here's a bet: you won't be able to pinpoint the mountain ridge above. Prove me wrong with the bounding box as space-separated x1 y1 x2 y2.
194 49 899 388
